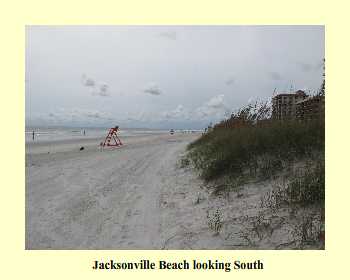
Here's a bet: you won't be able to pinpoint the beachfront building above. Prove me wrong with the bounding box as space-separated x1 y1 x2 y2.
296 95 325 121
272 90 308 120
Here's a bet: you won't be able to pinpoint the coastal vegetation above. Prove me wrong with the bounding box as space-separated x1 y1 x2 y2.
183 97 325 248
187 102 323 190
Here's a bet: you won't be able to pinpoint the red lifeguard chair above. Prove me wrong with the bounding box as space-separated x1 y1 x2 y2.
102 126 123 147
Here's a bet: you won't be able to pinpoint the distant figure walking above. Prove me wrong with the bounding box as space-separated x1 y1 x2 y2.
83 129 86 136
32 131 35 141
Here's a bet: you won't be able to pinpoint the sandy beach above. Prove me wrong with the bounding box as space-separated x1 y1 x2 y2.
26 133 203 249
26 132 321 250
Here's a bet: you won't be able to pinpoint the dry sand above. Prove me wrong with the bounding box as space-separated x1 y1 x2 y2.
26 133 321 249
26 133 203 249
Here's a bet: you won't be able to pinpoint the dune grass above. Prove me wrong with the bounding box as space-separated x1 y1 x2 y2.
186 103 324 187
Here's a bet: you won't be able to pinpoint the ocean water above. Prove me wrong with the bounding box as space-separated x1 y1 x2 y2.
25 127 169 143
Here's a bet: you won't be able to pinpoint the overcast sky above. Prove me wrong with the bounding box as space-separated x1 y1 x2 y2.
25 25 324 129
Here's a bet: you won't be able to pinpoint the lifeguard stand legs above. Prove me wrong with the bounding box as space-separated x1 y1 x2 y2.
102 127 123 147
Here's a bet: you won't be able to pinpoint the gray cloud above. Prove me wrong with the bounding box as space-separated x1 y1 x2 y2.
299 62 313 72
82 75 110 97
86 111 101 118
93 83 110 97
82 74 96 87
225 77 235 85
100 84 108 93
269 72 283 80
297 60 324 72
159 31 177 40
143 83 162 95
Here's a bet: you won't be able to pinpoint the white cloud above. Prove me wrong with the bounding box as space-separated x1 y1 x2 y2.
193 94 228 120
206 94 225 109
162 104 186 119
143 83 162 95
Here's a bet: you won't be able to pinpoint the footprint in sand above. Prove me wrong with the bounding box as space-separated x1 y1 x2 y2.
121 225 128 232
126 209 132 217
120 235 129 240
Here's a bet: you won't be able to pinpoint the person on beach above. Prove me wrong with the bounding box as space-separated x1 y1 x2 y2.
32 130 35 141
83 129 86 136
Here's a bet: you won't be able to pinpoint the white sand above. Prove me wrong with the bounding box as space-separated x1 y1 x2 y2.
26 133 322 249
26 133 202 249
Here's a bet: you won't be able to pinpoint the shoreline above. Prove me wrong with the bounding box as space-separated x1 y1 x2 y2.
25 133 181 155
